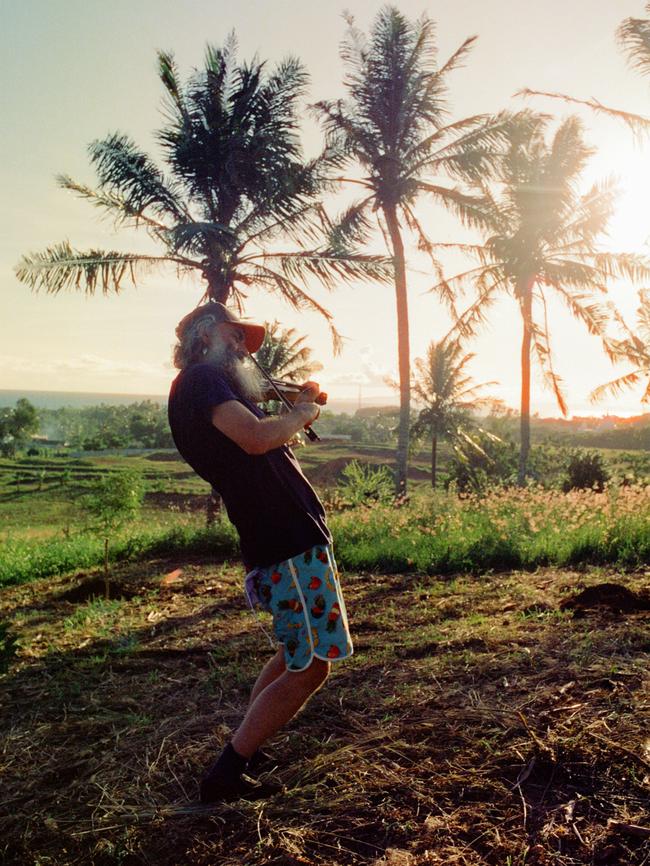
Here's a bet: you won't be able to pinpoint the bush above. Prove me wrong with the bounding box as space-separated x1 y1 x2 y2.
562 449 610 492
336 460 394 506
445 432 519 493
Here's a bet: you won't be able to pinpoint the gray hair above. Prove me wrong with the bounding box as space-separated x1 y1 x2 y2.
172 311 218 371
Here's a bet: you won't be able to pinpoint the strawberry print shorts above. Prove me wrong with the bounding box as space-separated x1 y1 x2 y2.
244 544 354 672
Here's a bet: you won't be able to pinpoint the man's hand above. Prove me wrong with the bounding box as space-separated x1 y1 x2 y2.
294 382 321 425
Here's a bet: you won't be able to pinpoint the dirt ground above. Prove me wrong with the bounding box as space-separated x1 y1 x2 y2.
1 559 649 865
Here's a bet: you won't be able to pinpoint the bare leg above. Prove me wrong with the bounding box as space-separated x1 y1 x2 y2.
247 647 286 708
232 658 330 759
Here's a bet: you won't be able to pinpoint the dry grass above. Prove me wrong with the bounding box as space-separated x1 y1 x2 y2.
1 558 649 865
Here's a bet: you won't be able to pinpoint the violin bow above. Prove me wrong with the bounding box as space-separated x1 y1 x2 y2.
247 353 320 442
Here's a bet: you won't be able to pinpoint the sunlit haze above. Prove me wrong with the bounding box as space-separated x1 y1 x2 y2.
3 0 650 417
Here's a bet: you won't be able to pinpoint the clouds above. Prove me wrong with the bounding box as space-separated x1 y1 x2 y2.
0 354 170 389
328 345 396 389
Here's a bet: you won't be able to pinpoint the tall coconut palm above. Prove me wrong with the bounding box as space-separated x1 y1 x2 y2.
517 7 650 407
315 7 510 495
411 328 500 488
430 112 650 484
15 38 390 344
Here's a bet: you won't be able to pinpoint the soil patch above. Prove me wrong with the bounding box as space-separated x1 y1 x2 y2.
560 581 650 614
145 491 208 511
1 566 649 865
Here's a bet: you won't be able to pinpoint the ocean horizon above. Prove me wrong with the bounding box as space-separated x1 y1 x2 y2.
0 388 168 410
0 388 374 415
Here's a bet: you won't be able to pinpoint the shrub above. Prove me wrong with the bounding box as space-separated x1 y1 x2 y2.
445 432 519 493
336 460 394 506
562 449 610 492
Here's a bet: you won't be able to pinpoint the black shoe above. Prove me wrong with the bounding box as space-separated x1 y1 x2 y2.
199 771 282 804
247 749 276 775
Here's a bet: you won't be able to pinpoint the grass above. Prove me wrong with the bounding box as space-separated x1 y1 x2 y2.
1 558 648 865
2 466 650 588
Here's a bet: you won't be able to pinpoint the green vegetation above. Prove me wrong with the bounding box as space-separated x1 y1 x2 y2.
1 449 648 587
37 400 173 450
335 459 394 507
85 469 145 596
0 398 39 456
411 329 500 487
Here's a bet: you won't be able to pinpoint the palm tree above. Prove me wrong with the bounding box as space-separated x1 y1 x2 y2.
520 6 650 406
254 320 322 383
15 38 390 344
431 112 650 484
315 7 509 495
411 328 500 488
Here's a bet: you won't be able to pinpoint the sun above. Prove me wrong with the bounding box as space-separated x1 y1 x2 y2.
599 142 650 255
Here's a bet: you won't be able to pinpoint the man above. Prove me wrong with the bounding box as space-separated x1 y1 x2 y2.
168 302 353 803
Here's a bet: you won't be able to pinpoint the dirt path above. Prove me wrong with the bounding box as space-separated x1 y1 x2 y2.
1 561 649 865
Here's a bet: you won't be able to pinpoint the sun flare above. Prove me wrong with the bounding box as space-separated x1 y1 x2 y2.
600 144 650 254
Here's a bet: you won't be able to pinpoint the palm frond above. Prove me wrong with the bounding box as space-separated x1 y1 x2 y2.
435 35 477 80
589 369 648 403
529 314 569 416
427 262 505 298
157 50 190 122
255 320 322 381
247 263 342 352
56 175 171 232
14 242 182 295
89 133 188 223
246 250 393 289
411 111 514 184
446 283 502 342
328 198 376 253
236 202 332 251
416 182 494 231
517 88 650 137
554 176 619 245
564 251 650 283
618 10 650 79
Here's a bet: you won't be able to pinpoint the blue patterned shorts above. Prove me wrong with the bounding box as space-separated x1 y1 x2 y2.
244 544 354 672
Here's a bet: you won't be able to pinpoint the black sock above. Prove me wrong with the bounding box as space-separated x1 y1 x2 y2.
206 742 249 781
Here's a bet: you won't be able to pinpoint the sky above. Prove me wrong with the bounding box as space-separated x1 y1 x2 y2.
2 0 650 417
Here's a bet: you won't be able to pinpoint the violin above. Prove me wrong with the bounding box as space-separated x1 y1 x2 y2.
261 379 328 406
247 351 325 442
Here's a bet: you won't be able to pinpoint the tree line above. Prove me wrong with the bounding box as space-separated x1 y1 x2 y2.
15 5 650 494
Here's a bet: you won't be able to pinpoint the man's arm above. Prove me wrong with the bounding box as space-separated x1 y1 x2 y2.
210 383 321 455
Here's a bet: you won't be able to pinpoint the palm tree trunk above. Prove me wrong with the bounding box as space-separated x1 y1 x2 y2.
383 203 410 498
518 278 534 486
431 432 438 489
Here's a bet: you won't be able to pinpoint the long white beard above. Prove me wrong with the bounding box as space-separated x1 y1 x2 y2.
205 341 265 402
228 360 265 403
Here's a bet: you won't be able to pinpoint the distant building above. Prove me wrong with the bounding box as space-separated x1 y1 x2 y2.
30 435 67 449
